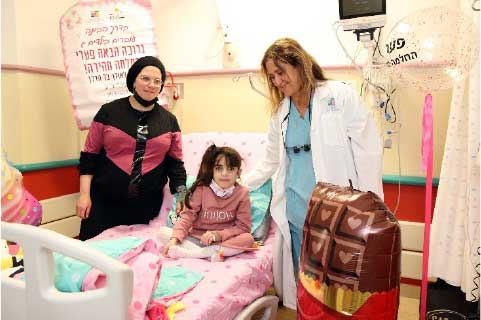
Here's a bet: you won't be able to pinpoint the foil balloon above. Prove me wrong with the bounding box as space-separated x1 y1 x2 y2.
385 6 479 92
297 182 401 319
1 155 42 226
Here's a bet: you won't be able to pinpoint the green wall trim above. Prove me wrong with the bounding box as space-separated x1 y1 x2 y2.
14 160 440 187
14 159 79 172
382 175 439 187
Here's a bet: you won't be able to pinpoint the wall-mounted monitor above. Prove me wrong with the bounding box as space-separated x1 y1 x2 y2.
339 0 386 31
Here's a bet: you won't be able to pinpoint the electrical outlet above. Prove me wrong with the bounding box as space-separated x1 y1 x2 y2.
223 42 239 68
384 138 392 149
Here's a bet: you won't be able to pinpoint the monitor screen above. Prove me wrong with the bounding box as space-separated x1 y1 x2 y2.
339 0 386 19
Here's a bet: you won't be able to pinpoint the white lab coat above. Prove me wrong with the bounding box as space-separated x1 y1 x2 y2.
245 81 383 310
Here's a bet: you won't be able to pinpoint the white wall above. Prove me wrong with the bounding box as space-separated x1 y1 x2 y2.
1 0 18 64
1 0 76 70
1 0 462 71
0 0 464 178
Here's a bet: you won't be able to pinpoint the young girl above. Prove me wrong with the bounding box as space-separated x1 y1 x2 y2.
158 144 255 260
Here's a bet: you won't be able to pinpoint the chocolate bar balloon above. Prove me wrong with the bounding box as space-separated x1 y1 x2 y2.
297 182 401 319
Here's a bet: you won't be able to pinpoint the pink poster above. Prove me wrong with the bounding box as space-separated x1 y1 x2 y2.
60 0 158 130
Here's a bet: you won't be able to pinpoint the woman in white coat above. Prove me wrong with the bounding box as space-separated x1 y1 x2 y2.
245 38 384 310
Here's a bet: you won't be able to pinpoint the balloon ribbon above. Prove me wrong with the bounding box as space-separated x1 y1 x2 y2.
420 93 433 320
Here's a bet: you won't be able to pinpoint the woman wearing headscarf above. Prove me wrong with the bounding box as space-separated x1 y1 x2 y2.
76 56 187 240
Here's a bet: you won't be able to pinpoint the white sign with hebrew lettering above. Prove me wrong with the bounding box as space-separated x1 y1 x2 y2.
60 0 158 129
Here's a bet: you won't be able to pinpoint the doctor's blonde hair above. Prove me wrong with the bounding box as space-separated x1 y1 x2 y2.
261 38 327 114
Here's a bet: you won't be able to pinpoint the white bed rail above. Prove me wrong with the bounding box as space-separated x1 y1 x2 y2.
1 222 133 320
234 295 279 320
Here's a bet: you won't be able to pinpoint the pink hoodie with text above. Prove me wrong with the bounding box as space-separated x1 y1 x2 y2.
172 184 252 245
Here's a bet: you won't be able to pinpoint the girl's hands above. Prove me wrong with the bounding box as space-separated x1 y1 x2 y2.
200 231 220 246
162 238 179 257
175 201 184 214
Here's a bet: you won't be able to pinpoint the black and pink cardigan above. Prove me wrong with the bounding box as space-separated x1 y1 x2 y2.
79 97 186 202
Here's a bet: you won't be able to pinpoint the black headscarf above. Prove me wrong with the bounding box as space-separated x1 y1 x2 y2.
126 56 166 93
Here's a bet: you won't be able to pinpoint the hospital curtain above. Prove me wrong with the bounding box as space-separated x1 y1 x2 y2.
428 1 480 302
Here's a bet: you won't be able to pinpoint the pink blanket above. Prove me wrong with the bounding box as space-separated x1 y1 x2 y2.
90 132 274 319
82 238 161 320
92 216 274 320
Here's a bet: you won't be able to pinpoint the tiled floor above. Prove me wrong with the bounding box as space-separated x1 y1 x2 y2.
398 296 420 320
257 284 421 319
274 296 420 320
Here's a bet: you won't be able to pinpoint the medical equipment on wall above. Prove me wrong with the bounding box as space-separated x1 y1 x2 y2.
336 0 399 138
220 24 239 68
335 0 402 214
204 23 238 67
338 0 387 65
339 0 387 30
335 0 397 134
232 73 269 99
215 0 240 68
338 0 387 37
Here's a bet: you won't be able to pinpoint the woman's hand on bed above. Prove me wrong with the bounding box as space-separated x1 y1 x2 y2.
76 193 92 219
163 238 179 257
175 185 187 214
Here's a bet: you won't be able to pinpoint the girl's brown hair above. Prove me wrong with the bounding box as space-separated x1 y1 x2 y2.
261 38 327 114
184 144 242 208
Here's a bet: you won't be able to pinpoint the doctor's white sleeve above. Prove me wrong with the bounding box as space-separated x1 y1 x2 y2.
343 85 384 200
244 115 281 191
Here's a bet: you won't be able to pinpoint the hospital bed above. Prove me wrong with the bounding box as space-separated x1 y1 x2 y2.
1 222 133 320
1 132 279 320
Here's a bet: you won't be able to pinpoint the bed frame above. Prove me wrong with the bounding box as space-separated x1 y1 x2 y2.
2 132 280 320
1 221 278 320
234 295 279 320
1 221 133 320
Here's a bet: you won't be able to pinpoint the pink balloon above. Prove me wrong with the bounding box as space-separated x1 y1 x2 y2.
1 156 42 226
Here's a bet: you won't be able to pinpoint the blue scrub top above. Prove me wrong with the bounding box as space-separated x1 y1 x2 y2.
285 101 316 230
